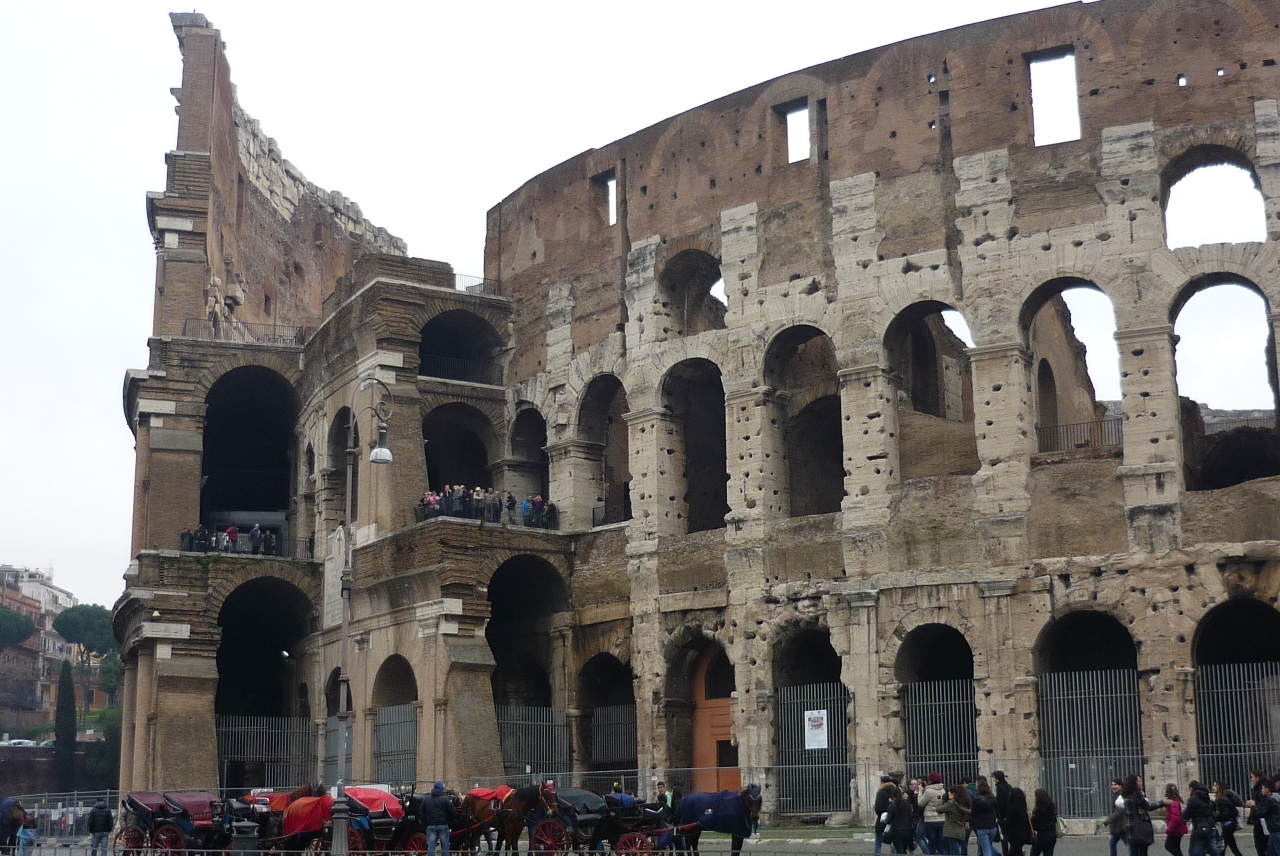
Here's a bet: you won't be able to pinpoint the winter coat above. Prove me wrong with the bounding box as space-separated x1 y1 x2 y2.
942 800 971 841
1003 808 1033 848
970 794 999 830
995 780 1012 823
88 804 113 834
920 783 948 823
1185 789 1216 831
1164 800 1188 836
887 799 915 835
419 790 457 827
874 784 895 829
1031 803 1059 836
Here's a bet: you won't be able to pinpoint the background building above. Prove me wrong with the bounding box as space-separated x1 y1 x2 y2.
115 1 1280 822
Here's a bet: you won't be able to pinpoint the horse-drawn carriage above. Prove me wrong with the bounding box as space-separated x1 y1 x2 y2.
113 791 223 856
527 789 676 855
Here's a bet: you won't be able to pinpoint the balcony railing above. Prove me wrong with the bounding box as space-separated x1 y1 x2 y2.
1204 415 1275 434
1036 418 1123 453
418 354 503 385
592 504 631 527
178 531 314 559
180 318 310 346
455 273 502 296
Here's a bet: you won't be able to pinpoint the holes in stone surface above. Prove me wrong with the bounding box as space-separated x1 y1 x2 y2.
1029 48 1081 145
1264 59 1276 67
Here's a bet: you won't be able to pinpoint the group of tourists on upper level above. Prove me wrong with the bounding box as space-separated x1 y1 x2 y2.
414 486 558 529
179 523 277 554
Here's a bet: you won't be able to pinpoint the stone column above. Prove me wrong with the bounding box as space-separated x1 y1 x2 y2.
839 365 901 575
845 589 883 823
1114 325 1183 552
625 408 685 539
546 439 606 530
967 343 1036 565
131 645 156 790
723 386 788 541
118 656 138 792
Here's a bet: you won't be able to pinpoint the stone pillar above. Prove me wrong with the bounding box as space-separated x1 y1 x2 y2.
845 589 883 823
1115 325 1183 552
839 366 902 575
723 386 788 540
546 439 606 530
625 408 685 539
568 709 590 782
152 645 219 789
131 646 156 790
118 656 138 792
967 343 1036 565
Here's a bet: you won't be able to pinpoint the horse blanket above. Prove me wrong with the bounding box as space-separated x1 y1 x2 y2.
283 795 333 837
679 790 752 839
346 788 403 819
466 785 514 804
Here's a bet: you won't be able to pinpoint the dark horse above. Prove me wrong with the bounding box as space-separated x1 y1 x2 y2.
458 782 558 853
678 785 763 856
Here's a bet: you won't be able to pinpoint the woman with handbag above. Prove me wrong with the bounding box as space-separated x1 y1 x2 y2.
1214 780 1246 856
971 779 1002 856
1123 774 1157 856
887 786 918 854
1029 789 1061 856
1003 789 1034 856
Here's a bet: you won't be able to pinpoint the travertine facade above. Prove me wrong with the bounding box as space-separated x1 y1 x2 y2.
116 2 1280 821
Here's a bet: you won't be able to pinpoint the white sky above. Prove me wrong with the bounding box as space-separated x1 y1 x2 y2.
0 0 1271 608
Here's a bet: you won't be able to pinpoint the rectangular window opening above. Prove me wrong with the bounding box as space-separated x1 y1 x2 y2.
781 101 810 164
591 170 618 227
1028 48 1082 146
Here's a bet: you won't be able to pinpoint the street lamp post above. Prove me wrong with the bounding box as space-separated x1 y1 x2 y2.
332 376 395 856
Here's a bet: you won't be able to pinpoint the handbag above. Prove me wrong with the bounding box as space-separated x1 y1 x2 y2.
1055 815 1068 837
1129 808 1155 847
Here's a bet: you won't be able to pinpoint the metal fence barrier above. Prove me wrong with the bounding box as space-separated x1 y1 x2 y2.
1037 418 1123 453
418 355 503 386
181 318 310 346
1204 415 1276 434
593 504 630 527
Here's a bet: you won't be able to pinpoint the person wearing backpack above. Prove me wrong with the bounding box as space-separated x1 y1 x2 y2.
1185 781 1223 856
1246 778 1280 856
1214 780 1246 856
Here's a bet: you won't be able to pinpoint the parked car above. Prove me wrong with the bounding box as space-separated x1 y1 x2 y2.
6 739 36 747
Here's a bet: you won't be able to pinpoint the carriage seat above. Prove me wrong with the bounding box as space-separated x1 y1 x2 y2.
604 795 641 821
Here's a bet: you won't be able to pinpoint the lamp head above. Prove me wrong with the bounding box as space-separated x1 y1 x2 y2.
370 421 393 464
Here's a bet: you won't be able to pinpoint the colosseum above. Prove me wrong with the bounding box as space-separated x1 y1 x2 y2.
114 0 1280 823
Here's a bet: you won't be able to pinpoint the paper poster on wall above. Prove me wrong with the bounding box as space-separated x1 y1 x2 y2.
804 708 829 750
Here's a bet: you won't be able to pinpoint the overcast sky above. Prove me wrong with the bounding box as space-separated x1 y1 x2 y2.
0 0 1271 609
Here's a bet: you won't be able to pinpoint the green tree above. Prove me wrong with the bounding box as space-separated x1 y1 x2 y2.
55 659 76 790
85 706 121 789
53 604 118 725
0 605 35 650
98 650 123 705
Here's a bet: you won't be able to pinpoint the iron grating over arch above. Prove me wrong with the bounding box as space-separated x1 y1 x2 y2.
773 626 851 815
896 623 978 785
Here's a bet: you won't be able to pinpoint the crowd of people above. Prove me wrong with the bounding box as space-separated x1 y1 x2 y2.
415 486 558 529
872 771 1058 856
179 523 283 555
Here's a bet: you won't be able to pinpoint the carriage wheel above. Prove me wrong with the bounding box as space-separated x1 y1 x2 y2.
345 826 365 853
152 825 186 856
530 819 568 854
113 826 147 856
615 833 651 854
402 832 428 855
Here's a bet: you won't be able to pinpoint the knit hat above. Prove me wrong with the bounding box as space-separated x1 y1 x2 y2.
929 772 943 785
433 780 445 792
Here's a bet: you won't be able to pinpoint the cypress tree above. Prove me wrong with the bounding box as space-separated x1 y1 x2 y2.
55 659 76 790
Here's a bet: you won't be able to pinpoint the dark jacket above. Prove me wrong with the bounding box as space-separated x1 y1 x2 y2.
887 799 915 835
1252 793 1280 835
995 780 1012 824
1250 782 1265 825
1186 788 1216 829
970 794 1000 830
874 784 895 828
88 803 113 834
1031 803 1059 836
419 790 457 827
1003 808 1033 848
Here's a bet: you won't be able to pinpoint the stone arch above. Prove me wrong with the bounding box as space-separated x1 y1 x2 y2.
1127 0 1270 56
578 652 638 773
417 308 505 385
859 40 973 104
773 621 843 688
656 248 726 337
985 6 1116 77
882 606 984 679
894 620 979 783
510 403 550 501
661 358 729 533
1160 145 1266 248
191 351 303 409
1193 598 1280 667
328 407 358 521
422 401 499 491
486 554 570 706
206 564 323 619
1033 609 1139 674
325 667 351 716
370 654 418 708
663 623 738 790
576 373 632 524
215 576 314 717
895 623 975 683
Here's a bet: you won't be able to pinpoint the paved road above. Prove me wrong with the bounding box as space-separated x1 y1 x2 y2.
30 835 1125 855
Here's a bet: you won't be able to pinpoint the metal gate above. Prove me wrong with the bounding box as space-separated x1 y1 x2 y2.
373 703 418 786
591 703 637 767
323 714 353 786
776 682 852 814
1039 669 1143 818
216 715 316 788
902 679 979 785
1195 662 1280 795
496 704 571 779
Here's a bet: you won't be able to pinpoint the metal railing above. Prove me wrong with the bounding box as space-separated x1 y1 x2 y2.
180 318 310 346
593 504 630 527
177 532 314 559
10 791 118 840
216 715 316 788
455 273 502 296
417 354 503 385
413 501 559 530
1205 415 1276 434
1037 418 1123 453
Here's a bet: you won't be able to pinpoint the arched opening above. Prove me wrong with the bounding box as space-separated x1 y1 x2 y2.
885 304 979 479
510 407 551 503
322 666 352 787
666 638 739 792
662 359 729 533
1193 599 1280 794
774 627 850 816
487 556 571 775
895 624 977 784
763 326 844 517
1172 277 1278 490
418 309 503 385
214 576 314 789
578 375 631 526
296 683 309 719
1163 146 1267 250
657 249 727 337
579 653 637 780
1034 611 1142 817
371 655 418 786
422 403 495 492
1019 280 1120 452
201 367 300 544
328 410 358 522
